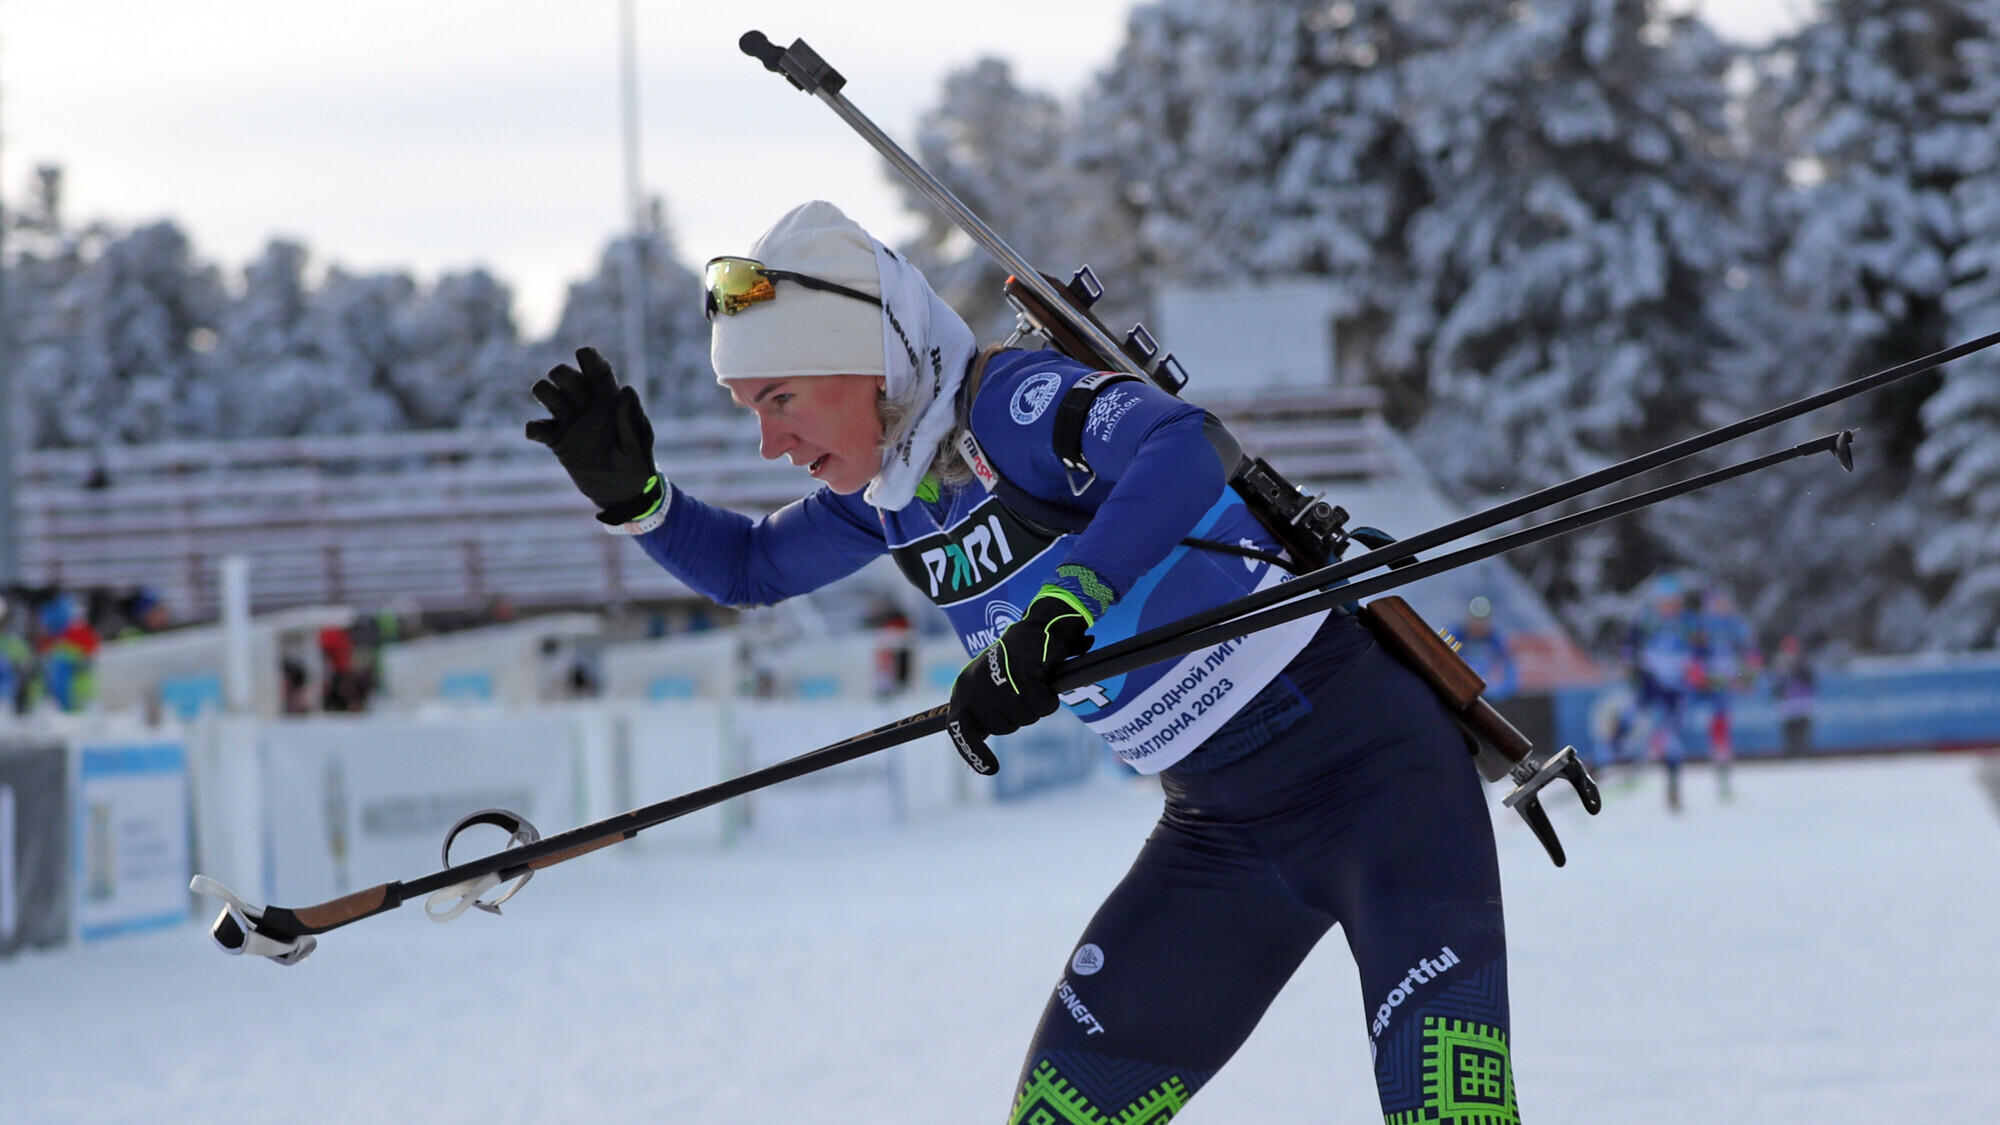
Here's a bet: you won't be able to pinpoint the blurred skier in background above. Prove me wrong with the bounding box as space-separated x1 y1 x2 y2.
1771 634 1817 756
1692 586 1758 801
1628 574 1698 810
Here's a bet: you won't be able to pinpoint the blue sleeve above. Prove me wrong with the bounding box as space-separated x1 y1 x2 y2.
973 351 1225 615
636 482 888 607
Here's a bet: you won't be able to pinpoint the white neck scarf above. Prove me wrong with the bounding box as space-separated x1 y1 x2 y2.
862 241 976 511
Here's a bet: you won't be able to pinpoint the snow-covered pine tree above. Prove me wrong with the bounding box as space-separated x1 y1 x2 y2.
1074 0 1451 416
2 168 94 451
1749 0 1994 651
1916 0 2000 648
204 240 336 438
293 266 423 434
1396 0 1752 636
397 268 526 430
15 220 224 448
207 244 529 436
1642 267 1885 653
894 57 1135 342
540 227 715 419
1625 38 1871 655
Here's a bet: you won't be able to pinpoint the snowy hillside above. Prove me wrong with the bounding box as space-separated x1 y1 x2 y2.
3 751 1995 1123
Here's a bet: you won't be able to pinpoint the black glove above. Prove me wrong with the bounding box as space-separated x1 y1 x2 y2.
526 347 661 523
946 593 1095 775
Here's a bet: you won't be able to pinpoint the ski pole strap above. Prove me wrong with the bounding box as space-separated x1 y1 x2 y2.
425 808 543 921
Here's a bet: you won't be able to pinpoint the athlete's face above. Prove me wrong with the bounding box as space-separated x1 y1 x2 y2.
726 374 886 495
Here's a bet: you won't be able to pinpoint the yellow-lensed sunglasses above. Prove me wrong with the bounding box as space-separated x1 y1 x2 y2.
703 256 882 321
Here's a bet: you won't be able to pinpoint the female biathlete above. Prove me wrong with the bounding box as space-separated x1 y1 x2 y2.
527 200 1520 1124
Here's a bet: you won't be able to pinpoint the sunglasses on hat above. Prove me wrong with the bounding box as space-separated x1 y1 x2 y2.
703 256 882 321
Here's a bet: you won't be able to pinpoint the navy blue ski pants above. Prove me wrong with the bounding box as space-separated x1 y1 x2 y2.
1009 613 1516 1123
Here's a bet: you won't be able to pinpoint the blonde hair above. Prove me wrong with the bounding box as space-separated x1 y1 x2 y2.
878 384 974 487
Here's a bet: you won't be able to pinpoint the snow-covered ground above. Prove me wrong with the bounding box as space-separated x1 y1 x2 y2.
5 751 1997 1124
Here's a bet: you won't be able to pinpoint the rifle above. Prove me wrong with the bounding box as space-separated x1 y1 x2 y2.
737 30 1584 837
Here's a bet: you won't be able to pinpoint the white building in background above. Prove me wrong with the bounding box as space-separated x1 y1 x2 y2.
1154 279 1349 396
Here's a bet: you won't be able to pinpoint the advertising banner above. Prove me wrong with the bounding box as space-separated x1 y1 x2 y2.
1555 657 2000 762
261 716 582 906
75 742 192 941
1 742 70 957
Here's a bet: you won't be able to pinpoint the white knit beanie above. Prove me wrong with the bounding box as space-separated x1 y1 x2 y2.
708 200 979 511
710 200 885 379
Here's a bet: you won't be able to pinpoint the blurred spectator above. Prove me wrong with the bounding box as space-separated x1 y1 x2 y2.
318 625 371 711
0 598 36 716
1771 635 1816 756
868 598 914 698
36 593 100 712
281 654 314 714
568 646 604 698
129 588 172 634
1450 596 1516 701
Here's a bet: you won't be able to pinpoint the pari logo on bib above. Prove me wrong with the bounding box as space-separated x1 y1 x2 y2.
1010 371 1063 425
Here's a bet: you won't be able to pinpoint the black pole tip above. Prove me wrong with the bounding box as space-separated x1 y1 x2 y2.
1834 429 1855 472
740 30 783 69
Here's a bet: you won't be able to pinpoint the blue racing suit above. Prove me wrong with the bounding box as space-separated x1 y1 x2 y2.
638 348 1515 1123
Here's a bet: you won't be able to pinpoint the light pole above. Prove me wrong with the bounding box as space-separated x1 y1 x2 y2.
0 13 17 592
616 0 652 408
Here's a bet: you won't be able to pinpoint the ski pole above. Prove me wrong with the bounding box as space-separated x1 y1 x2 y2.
191 430 1851 963
1062 431 1853 688
737 28 2000 672
192 703 951 966
1074 325 1978 676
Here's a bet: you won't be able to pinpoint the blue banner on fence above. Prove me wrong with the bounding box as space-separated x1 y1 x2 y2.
991 722 1102 802
75 741 191 941
1555 654 2000 762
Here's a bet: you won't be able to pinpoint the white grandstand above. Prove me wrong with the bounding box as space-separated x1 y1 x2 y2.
14 382 1597 687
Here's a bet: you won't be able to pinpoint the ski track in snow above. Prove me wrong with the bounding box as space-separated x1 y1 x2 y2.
3 752 1997 1123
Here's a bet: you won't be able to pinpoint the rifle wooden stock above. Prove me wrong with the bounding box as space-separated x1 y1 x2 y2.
1358 596 1530 783
1461 697 1534 783
1004 272 1157 375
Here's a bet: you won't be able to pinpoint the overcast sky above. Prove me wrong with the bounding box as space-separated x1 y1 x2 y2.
2 0 1812 336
